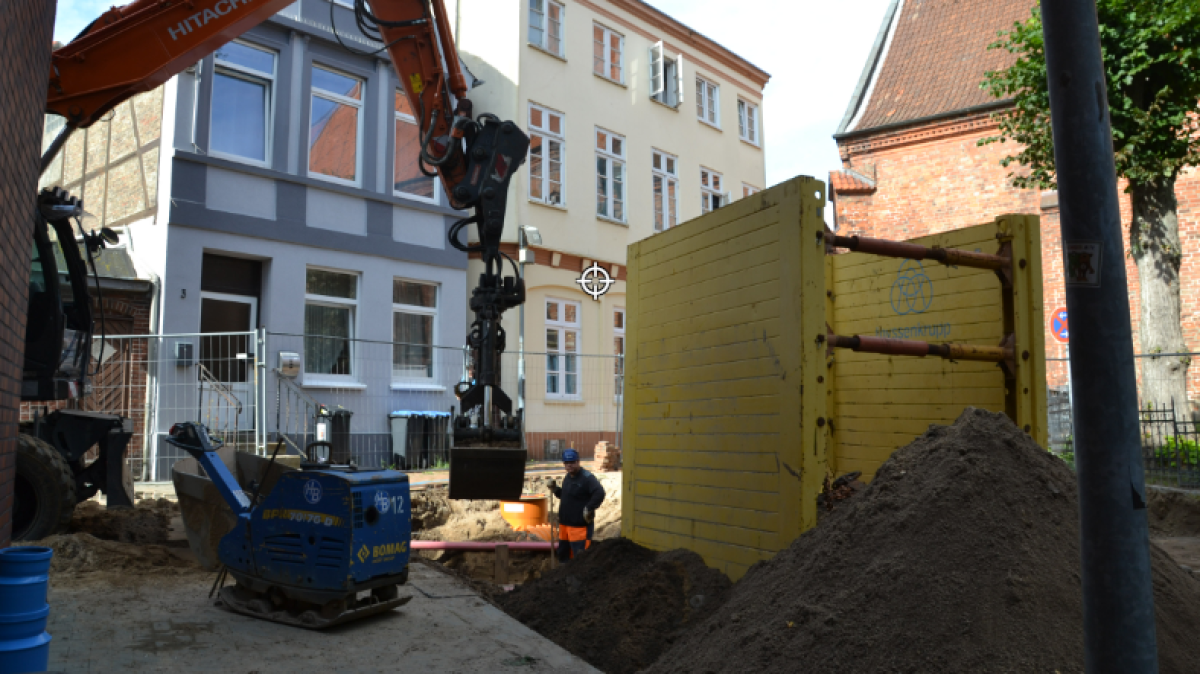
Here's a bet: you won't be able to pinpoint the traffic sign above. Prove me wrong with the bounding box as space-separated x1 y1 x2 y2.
1050 307 1069 343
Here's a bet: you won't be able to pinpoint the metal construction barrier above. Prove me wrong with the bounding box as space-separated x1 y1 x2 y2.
266 334 623 470
621 175 1047 580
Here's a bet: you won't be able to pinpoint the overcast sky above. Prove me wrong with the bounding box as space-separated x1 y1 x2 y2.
52 0 895 189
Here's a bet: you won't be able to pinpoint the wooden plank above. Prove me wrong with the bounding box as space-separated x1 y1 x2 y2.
635 415 783 437
494 545 509 584
634 512 781 551
831 355 999 377
634 465 782 492
832 371 1003 391
638 218 781 282
638 204 781 272
632 432 782 453
636 395 780 421
637 318 781 359
832 288 1002 322
797 178 831 536
633 480 781 512
640 277 783 329
641 243 782 303
634 449 782 472
638 298 782 343
829 321 1003 342
637 344 782 377
831 272 1000 307
641 270 782 322
634 495 780 531
621 240 642 539
833 387 1005 406
635 377 780 405
836 403 1003 423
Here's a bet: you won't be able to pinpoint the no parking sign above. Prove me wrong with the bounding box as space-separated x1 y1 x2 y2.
1050 307 1069 343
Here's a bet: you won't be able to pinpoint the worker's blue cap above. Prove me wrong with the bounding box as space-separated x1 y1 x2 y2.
562 449 580 462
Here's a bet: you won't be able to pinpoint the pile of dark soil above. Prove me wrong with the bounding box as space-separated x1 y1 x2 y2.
68 498 176 544
645 408 1200 674
497 538 732 674
1148 489 1200 537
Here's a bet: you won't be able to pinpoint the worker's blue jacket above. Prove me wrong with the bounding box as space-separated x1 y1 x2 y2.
550 468 606 528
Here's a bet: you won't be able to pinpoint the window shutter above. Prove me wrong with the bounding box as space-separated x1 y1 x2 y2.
675 52 685 108
650 41 664 96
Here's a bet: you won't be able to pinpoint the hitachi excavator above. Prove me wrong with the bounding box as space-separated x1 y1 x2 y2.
19 0 530 547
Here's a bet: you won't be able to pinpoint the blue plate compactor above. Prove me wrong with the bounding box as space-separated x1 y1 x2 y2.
166 422 412 629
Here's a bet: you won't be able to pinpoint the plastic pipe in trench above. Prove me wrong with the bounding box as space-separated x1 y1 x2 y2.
411 541 552 551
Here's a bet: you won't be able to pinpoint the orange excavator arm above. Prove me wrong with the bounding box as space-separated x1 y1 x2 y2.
48 0 470 194
46 0 531 500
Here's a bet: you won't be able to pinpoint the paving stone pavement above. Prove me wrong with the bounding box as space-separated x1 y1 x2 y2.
45 564 599 673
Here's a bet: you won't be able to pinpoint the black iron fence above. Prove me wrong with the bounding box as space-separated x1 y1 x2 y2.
1046 356 1200 488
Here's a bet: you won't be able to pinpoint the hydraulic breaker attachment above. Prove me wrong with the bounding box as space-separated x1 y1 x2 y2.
445 115 531 500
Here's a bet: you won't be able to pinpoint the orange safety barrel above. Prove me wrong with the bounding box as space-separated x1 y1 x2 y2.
500 494 549 529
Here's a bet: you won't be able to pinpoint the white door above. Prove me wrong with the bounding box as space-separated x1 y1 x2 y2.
199 292 258 434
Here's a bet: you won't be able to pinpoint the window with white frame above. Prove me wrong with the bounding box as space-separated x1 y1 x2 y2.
392 279 437 381
394 89 437 201
595 128 625 221
742 183 760 198
652 150 678 231
309 65 364 185
211 41 276 165
649 41 683 107
545 299 580 398
593 24 623 82
613 307 625 401
304 269 358 380
528 104 565 206
701 168 726 213
738 99 760 145
696 76 720 126
529 0 564 56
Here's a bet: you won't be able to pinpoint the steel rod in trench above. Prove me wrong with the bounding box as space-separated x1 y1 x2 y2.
827 234 1011 271
1040 0 1158 671
826 334 1012 363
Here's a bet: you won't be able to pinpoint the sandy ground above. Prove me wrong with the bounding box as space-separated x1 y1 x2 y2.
44 563 598 673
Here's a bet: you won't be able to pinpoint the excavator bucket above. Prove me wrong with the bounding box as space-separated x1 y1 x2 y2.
448 446 527 501
172 446 298 570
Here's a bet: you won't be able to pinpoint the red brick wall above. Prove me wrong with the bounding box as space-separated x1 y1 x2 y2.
0 0 56 548
834 110 1200 400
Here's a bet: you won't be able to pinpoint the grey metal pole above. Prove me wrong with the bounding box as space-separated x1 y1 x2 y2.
1039 2 1158 672
517 229 527 415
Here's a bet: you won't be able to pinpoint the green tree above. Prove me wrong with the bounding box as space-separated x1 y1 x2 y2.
980 1 1200 411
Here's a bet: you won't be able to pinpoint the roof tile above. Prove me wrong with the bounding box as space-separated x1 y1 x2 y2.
851 0 1034 133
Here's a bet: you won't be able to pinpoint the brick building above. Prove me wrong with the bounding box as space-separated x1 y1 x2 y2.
0 0 56 547
829 0 1200 400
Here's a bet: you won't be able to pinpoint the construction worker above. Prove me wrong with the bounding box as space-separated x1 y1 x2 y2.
546 448 605 561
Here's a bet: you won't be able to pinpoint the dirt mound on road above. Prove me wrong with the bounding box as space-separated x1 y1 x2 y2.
497 538 732 674
644 408 1200 674
1148 489 1200 538
19 532 200 584
68 498 177 545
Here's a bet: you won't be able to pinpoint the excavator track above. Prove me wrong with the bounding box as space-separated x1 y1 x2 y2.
216 584 412 630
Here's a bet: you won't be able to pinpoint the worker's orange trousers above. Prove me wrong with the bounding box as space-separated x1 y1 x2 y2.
557 524 593 561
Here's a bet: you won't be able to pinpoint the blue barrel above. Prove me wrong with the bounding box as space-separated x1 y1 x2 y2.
0 546 53 674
